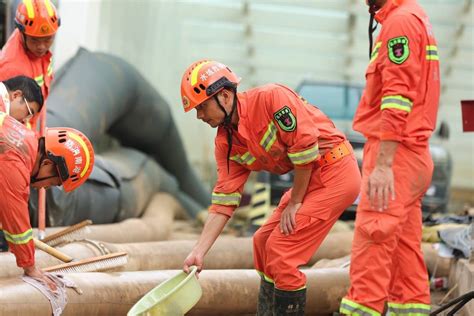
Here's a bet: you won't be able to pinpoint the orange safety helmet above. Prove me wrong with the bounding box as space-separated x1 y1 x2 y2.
45 127 94 192
180 60 240 112
15 0 61 37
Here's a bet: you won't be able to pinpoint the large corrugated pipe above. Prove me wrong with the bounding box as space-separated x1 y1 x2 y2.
29 47 210 223
0 231 352 278
0 227 452 280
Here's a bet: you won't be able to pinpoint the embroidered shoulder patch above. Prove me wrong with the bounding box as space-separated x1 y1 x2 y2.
388 36 409 64
273 106 296 132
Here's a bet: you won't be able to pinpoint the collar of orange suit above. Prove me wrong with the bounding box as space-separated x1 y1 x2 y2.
375 0 411 24
233 92 250 140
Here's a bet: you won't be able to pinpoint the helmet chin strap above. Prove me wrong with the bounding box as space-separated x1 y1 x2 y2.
368 0 380 59
214 91 238 173
30 138 46 183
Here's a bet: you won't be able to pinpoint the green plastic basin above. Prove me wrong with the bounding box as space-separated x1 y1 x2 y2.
128 266 202 316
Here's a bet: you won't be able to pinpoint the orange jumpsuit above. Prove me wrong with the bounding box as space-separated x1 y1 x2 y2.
0 82 10 114
210 84 361 290
340 0 440 315
0 29 54 130
0 112 38 268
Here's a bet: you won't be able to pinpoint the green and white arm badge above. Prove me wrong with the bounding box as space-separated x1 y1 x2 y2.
388 36 410 64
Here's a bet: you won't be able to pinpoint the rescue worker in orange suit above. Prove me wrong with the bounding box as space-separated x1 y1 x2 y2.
0 112 94 290
0 75 43 123
340 0 440 315
180 60 361 315
0 0 60 130
0 75 44 252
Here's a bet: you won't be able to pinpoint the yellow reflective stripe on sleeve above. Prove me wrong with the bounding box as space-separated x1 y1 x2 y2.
211 192 241 206
387 302 430 315
47 59 54 76
381 95 413 113
287 144 319 165
24 0 35 18
230 151 256 165
25 120 32 129
339 298 381 316
426 45 439 61
259 121 278 152
35 75 44 87
3 228 33 245
370 41 382 63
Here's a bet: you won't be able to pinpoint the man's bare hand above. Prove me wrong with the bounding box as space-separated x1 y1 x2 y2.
24 265 57 291
367 165 395 211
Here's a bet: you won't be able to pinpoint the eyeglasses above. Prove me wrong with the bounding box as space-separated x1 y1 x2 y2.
24 97 34 120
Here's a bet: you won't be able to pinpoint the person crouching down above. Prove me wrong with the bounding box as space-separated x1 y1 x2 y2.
0 112 94 290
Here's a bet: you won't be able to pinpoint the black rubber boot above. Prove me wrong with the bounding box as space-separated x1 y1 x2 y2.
0 230 8 252
273 288 306 316
257 279 274 316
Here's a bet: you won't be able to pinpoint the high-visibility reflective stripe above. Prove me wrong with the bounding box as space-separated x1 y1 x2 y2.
387 302 430 315
3 228 33 245
35 75 44 87
23 0 35 18
191 61 211 86
211 192 241 206
47 60 53 76
259 121 277 152
230 151 256 165
370 42 382 63
426 45 439 61
275 285 307 291
287 144 319 165
257 270 274 284
339 298 381 316
381 95 413 113
44 0 55 17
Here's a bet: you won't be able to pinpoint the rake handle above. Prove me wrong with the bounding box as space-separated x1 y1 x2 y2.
34 238 73 263
43 252 128 272
42 219 93 243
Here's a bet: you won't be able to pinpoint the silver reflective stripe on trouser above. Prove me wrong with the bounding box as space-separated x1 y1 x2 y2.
3 228 33 245
380 95 413 113
339 298 381 316
211 192 241 206
387 302 430 315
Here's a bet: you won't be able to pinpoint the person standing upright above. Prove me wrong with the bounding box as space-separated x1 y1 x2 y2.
340 0 440 315
0 0 60 130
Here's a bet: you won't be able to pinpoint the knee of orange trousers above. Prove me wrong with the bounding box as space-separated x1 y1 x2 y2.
266 254 307 290
264 238 309 290
253 226 271 275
